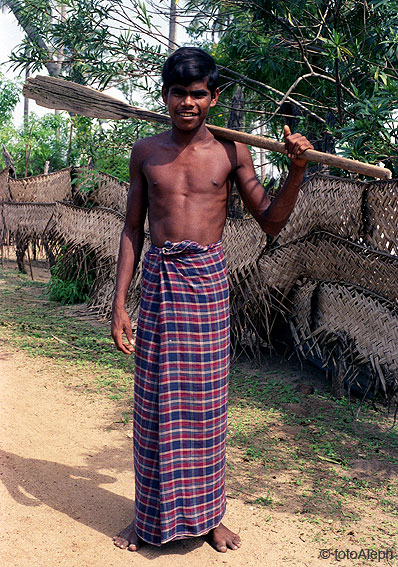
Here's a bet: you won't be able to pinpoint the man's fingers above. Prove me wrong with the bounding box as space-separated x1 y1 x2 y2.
116 340 134 355
283 128 314 161
121 342 134 354
292 141 301 157
112 329 134 355
125 324 135 346
111 310 135 354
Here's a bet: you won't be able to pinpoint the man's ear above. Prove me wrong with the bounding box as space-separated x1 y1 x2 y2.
161 85 168 105
210 87 219 107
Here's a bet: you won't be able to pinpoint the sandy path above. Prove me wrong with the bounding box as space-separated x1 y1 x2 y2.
1 346 337 567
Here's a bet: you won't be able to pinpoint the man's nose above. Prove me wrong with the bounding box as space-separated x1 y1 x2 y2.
182 94 194 106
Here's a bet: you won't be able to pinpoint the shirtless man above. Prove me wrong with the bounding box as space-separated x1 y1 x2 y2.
111 47 313 553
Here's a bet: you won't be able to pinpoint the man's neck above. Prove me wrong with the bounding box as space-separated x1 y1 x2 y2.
169 122 212 148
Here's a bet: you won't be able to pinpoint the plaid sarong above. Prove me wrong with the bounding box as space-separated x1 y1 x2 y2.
133 239 229 546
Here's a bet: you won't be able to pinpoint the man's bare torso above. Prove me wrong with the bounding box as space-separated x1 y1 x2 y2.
136 129 237 246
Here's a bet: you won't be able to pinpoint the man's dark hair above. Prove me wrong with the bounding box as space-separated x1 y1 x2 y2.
162 47 219 95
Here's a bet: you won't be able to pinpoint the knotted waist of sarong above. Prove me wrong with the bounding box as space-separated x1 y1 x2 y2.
149 238 223 256
133 238 230 546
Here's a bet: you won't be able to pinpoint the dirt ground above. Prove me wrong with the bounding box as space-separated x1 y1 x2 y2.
1 346 346 567
1 255 396 567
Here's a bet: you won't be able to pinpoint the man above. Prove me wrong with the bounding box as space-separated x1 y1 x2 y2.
111 47 313 553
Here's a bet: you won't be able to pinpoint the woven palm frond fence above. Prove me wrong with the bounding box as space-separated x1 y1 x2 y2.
251 175 398 401
0 168 11 202
49 202 124 262
8 168 72 203
289 281 398 404
222 218 270 360
2 202 56 241
364 181 398 254
257 231 398 303
277 175 365 244
1 201 58 270
74 168 129 213
1 168 397 401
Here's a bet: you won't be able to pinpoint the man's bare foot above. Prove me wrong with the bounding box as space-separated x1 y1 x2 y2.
113 521 142 551
206 522 241 552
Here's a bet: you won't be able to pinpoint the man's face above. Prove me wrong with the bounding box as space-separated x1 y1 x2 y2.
162 79 219 131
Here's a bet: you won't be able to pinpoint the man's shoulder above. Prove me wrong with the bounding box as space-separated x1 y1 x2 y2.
130 132 169 163
134 131 169 149
211 134 249 168
212 133 247 153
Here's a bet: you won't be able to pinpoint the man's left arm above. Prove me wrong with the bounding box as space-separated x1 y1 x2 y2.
235 125 314 237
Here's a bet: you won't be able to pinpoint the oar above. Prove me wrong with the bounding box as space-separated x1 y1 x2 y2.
23 75 392 180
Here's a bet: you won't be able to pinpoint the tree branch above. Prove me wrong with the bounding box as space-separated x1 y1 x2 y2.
219 66 326 124
4 0 60 76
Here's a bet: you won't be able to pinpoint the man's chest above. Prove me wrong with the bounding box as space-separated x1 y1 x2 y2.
143 147 232 192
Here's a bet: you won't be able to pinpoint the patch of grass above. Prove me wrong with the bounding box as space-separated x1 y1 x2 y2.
255 491 273 507
227 364 398 548
229 367 302 405
0 269 134 406
244 446 263 462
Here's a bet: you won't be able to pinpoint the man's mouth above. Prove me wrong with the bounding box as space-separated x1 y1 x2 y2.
177 112 199 117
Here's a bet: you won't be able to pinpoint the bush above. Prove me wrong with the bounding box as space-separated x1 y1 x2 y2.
47 248 96 305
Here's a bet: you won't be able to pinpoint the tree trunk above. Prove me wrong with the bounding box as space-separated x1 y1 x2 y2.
4 0 60 77
24 64 30 134
227 87 245 218
168 0 177 54
15 235 28 274
55 3 66 131
260 123 266 183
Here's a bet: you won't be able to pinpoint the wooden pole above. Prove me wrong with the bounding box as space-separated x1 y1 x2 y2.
22 75 393 180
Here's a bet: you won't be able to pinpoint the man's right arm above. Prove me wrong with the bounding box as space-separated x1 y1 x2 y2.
111 141 148 354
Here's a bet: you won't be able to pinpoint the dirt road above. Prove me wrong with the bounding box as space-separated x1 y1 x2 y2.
1 344 342 567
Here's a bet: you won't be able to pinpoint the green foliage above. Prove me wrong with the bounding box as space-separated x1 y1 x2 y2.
4 0 397 175
337 85 398 172
48 273 90 305
0 108 151 180
71 115 161 182
7 0 165 90
0 73 20 122
0 111 71 176
47 249 95 305
0 80 157 179
186 0 398 175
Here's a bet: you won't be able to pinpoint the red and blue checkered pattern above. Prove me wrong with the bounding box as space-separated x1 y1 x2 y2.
133 239 230 546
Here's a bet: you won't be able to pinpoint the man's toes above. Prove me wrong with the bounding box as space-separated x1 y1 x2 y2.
113 536 128 549
226 538 238 550
127 542 140 552
215 542 227 553
224 534 241 550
